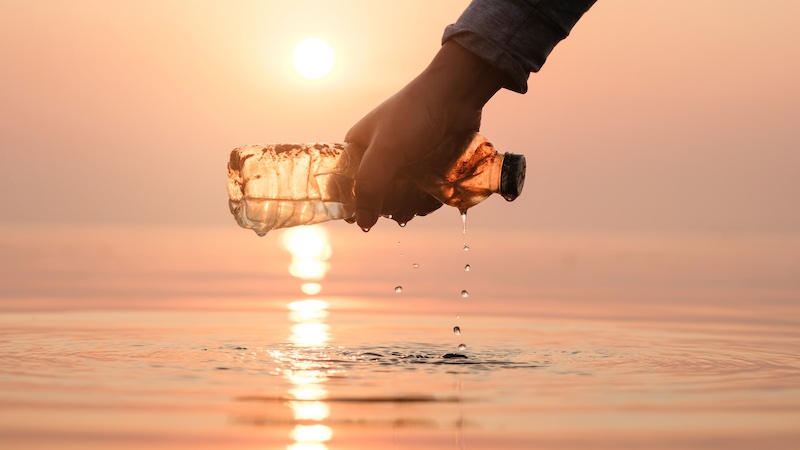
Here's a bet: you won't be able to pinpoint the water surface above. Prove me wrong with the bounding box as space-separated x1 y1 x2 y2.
0 225 798 449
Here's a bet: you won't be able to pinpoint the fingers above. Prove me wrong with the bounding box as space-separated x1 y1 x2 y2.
354 141 405 231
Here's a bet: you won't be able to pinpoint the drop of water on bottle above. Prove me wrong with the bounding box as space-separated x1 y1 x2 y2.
412 263 419 269
256 231 267 237
460 290 469 298
399 222 407 228
394 286 403 293
457 343 467 351
453 326 461 335
464 264 471 272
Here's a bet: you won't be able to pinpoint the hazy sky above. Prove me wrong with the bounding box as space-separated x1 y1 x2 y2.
1 0 798 233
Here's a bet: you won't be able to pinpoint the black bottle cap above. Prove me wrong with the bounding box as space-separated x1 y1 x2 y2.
500 153 526 201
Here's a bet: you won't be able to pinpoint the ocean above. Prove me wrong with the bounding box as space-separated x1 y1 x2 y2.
1 223 798 449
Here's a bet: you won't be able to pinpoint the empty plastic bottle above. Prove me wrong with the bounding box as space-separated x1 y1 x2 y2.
227 132 526 236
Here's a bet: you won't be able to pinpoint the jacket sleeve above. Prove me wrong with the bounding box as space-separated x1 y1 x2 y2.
442 0 597 93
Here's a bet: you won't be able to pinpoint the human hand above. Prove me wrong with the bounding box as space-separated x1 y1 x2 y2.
345 42 508 231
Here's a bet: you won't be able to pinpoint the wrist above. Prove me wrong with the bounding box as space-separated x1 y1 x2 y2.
422 41 508 110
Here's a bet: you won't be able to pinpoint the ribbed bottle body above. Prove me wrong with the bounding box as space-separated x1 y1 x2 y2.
227 143 361 236
226 132 524 235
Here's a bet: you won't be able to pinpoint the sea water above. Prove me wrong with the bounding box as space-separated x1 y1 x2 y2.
0 225 799 450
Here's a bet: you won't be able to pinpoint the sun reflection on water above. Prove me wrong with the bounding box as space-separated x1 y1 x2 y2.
281 226 332 295
289 424 334 450
279 226 335 449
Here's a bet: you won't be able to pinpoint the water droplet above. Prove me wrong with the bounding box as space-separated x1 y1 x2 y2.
412 263 419 269
460 290 469 298
464 264 471 272
399 222 407 227
463 245 470 252
256 231 267 237
394 286 403 293
453 326 461 335
457 343 467 351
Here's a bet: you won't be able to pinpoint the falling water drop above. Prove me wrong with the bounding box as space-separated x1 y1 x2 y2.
412 263 420 269
463 245 470 252
464 264 471 272
394 286 403 293
453 326 461 335
457 343 467 351
460 290 469 298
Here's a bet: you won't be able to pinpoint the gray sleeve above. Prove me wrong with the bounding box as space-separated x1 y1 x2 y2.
442 0 597 93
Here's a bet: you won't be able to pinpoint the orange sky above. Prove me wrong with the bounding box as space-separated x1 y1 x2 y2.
1 0 798 233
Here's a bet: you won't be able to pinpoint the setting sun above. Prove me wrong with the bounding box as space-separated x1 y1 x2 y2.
292 38 334 79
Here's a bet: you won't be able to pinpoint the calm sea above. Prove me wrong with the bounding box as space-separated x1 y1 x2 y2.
1 223 798 449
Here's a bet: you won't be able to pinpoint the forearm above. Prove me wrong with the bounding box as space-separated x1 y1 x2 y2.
443 0 597 93
417 41 509 114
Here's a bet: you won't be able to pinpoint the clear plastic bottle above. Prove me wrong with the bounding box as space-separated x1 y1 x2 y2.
227 132 526 236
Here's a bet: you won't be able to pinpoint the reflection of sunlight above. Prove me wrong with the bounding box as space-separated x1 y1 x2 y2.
287 370 329 386
279 226 334 450
291 424 333 444
289 300 329 322
290 323 330 347
301 282 322 295
288 443 328 450
281 225 332 285
281 226 332 260
289 401 330 420
288 299 330 347
289 259 328 280
289 423 333 450
289 385 328 401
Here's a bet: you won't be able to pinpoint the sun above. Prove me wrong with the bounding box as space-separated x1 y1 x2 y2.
293 38 335 79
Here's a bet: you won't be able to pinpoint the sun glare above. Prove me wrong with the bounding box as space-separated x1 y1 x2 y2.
281 226 332 284
293 38 335 79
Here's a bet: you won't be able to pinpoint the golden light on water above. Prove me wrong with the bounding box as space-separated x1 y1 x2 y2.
284 299 333 445
288 300 330 347
288 259 328 280
289 323 330 347
288 299 329 322
288 385 328 402
287 443 328 450
301 282 322 295
280 226 331 260
279 226 335 448
281 225 332 290
289 424 333 449
289 401 330 421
